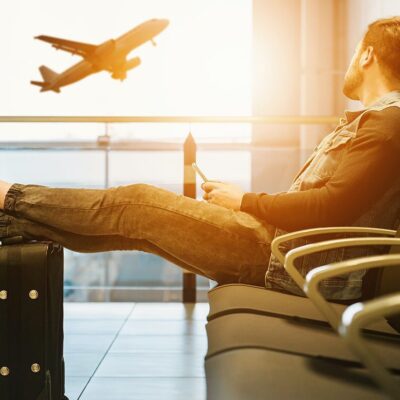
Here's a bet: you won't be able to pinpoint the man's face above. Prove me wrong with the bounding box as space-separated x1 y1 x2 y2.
343 41 364 100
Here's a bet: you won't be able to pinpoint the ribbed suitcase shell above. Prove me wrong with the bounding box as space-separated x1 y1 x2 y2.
0 241 67 400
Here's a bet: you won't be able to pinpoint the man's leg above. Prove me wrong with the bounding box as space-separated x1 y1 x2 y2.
0 212 226 278
2 182 274 285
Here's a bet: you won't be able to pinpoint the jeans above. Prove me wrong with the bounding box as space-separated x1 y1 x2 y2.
1 183 274 286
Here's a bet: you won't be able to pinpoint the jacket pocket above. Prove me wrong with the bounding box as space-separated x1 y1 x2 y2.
303 129 355 183
323 130 355 153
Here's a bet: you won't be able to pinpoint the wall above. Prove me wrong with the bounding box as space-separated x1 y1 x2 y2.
251 0 345 193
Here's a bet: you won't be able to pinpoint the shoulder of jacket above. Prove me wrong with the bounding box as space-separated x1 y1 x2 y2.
357 105 400 143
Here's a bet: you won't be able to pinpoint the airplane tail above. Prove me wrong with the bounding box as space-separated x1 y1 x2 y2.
31 65 60 92
31 81 46 88
39 65 59 83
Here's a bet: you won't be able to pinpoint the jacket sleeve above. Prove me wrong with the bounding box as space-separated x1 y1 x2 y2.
240 107 400 232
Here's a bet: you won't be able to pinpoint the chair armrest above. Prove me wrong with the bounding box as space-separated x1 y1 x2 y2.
271 227 396 264
339 291 400 399
284 237 400 298
304 252 400 330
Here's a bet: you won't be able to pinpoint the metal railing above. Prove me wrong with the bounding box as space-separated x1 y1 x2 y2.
0 115 339 124
0 115 339 302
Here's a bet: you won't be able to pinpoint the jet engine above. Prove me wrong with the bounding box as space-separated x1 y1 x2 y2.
126 57 141 71
111 57 141 80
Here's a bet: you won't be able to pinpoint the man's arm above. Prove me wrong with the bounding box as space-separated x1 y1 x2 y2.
240 107 400 232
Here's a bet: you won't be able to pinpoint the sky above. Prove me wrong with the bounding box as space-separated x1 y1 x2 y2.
1 0 252 116
0 1 253 185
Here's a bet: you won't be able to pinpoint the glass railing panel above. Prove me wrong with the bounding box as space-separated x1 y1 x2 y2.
0 119 338 301
1 149 106 188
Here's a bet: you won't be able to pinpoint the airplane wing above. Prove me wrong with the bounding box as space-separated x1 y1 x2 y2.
35 35 97 57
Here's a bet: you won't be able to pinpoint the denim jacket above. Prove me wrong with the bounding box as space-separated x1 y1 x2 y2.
265 91 400 300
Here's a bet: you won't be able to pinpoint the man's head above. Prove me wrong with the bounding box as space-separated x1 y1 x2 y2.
343 16 400 102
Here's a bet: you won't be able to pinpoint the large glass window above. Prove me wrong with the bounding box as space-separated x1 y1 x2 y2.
1 0 253 301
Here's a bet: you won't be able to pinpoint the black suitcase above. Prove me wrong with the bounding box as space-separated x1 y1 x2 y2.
0 237 68 400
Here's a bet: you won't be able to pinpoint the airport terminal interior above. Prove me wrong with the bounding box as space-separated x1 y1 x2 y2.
1 0 400 399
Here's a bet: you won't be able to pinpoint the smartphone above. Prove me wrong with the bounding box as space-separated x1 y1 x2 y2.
191 162 208 182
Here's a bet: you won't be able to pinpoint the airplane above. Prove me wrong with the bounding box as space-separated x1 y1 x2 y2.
31 18 169 93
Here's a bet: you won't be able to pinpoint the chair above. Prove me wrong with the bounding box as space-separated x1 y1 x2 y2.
306 253 400 398
206 348 396 400
340 292 400 399
207 226 400 324
206 248 400 361
205 228 400 399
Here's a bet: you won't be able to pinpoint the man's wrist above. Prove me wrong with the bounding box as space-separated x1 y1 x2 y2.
240 192 259 213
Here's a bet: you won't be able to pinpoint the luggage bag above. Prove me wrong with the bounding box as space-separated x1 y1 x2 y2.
0 238 68 400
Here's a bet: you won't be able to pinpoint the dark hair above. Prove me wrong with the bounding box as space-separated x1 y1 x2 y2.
362 17 400 80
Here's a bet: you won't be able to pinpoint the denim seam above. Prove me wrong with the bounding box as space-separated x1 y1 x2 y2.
4 183 24 214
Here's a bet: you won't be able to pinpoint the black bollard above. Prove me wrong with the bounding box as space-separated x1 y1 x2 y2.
183 132 197 303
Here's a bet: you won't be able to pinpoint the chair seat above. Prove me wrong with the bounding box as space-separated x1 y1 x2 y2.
208 283 346 321
205 348 395 400
208 284 398 333
206 312 400 369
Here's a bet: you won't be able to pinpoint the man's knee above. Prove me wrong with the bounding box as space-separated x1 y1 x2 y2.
111 183 155 201
117 183 178 205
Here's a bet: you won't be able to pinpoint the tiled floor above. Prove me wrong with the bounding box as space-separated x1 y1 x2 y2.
64 302 209 400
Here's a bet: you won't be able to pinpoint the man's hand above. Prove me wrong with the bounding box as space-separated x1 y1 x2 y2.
201 181 245 211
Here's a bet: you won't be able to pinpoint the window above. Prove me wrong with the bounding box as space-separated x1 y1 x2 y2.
1 0 253 301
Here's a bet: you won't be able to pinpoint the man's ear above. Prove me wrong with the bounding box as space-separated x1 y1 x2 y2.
359 46 375 68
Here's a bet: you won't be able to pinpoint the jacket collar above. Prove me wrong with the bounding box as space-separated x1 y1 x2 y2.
370 90 400 107
344 90 400 124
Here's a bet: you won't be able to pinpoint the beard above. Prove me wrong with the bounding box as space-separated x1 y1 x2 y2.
342 56 363 100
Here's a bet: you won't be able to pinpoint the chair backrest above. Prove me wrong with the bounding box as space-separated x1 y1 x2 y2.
361 225 400 300
359 226 400 333
383 227 400 333
379 226 400 296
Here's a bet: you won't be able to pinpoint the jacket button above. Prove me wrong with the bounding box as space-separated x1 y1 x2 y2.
0 290 7 300
0 366 10 376
31 363 41 373
29 290 39 300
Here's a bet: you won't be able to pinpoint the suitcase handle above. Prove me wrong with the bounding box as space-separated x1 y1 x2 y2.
0 236 26 246
0 236 25 246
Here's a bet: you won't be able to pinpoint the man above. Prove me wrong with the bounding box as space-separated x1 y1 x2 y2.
1 17 399 300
